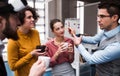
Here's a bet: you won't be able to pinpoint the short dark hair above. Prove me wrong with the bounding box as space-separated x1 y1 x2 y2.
50 19 64 31
0 2 15 18
17 6 39 25
98 1 120 20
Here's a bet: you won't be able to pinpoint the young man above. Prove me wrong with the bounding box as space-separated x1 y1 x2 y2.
69 1 120 76
0 0 45 76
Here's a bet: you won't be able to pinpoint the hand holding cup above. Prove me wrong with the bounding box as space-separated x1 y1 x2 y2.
38 56 50 68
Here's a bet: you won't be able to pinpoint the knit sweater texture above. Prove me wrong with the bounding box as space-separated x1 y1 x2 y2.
7 29 41 76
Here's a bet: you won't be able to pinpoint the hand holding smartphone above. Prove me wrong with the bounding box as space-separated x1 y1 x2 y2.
36 45 46 53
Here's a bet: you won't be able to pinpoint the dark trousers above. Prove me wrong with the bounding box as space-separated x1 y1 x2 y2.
0 56 7 76
80 64 96 76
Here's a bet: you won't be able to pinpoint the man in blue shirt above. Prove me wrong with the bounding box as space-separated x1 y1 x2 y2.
69 1 120 76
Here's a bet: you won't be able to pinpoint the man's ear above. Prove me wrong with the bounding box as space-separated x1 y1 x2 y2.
112 15 119 22
8 0 28 11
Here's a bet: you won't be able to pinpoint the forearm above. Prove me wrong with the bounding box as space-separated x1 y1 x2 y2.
77 42 120 64
53 52 59 60
82 36 99 44
8 53 33 71
82 31 104 44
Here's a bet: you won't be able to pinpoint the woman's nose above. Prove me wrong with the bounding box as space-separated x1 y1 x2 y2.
31 17 34 21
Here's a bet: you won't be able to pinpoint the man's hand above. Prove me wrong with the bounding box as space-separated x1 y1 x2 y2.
29 60 46 76
72 34 82 46
68 27 76 37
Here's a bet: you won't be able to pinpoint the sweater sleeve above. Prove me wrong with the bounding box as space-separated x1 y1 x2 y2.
46 46 58 67
7 39 33 71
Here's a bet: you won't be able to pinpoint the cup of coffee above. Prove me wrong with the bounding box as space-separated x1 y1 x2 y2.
62 42 69 50
38 56 50 68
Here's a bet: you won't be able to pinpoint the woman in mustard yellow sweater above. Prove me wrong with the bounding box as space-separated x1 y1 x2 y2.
7 6 45 76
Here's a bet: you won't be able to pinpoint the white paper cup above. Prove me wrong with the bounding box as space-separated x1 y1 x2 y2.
38 56 50 68
62 42 68 50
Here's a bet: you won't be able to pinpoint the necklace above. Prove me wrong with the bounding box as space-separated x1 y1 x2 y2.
54 38 64 46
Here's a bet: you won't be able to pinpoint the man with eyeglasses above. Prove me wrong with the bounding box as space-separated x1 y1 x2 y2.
69 1 120 76
0 0 46 76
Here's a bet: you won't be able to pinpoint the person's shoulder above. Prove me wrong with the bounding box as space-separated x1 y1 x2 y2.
8 38 18 44
64 37 73 41
64 37 74 44
46 39 54 45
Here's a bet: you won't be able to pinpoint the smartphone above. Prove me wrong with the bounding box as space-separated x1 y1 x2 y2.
36 45 46 52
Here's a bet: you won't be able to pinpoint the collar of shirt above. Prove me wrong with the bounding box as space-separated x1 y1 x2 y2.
103 25 120 39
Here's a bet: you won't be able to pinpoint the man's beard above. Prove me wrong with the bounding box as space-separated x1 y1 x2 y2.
2 20 19 40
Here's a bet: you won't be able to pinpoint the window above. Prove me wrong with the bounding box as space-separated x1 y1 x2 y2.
77 1 84 34
28 0 46 40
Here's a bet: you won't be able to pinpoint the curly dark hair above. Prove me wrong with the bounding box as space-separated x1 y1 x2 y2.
17 6 39 25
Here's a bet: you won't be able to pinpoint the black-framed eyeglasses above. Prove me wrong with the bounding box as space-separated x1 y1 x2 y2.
97 15 111 19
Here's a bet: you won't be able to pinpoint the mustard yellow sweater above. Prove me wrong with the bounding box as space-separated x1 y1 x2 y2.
7 29 41 76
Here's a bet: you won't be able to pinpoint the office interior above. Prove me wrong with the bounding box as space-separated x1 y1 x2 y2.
2 0 105 76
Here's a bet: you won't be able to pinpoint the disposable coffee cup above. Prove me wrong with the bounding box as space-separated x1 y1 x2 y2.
62 42 68 50
38 56 50 68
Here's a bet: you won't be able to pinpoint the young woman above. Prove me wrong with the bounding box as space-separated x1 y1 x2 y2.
46 19 75 76
7 6 46 76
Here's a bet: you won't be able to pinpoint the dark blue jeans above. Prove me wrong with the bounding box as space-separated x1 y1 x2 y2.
80 63 96 76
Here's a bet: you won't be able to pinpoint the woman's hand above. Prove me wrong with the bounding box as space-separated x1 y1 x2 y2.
30 49 47 57
67 43 73 53
53 43 66 59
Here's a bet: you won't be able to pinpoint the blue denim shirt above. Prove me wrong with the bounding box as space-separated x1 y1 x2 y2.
77 25 120 64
